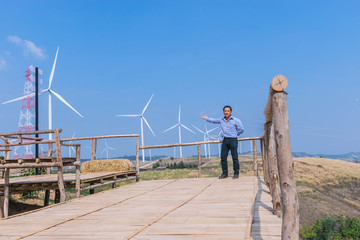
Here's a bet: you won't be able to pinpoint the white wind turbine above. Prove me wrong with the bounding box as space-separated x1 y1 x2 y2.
163 105 195 158
102 139 116 160
116 94 155 162
209 131 221 158
2 47 84 140
68 132 76 157
193 125 218 158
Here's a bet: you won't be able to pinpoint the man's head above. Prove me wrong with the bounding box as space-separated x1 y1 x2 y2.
223 105 232 118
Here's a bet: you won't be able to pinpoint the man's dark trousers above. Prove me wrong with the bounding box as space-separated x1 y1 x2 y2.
220 138 239 176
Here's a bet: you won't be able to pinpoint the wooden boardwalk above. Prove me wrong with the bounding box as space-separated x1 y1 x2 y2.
0 177 281 240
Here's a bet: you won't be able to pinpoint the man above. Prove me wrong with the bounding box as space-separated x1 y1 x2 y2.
201 106 244 179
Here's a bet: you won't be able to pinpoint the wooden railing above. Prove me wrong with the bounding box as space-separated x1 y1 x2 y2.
262 75 299 239
0 129 75 218
139 136 264 177
61 134 140 179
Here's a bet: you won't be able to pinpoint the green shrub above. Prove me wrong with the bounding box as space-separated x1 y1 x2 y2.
301 215 360 240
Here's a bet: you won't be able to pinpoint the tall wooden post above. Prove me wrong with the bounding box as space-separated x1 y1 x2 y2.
197 144 201 178
54 129 66 202
75 145 81 198
272 91 299 239
252 140 258 176
136 136 140 182
91 139 97 161
264 121 282 217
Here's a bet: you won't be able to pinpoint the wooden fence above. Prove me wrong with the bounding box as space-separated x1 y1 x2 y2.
139 136 263 178
263 75 299 239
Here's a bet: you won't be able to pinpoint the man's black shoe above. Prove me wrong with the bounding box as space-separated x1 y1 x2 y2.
218 174 228 179
232 174 239 179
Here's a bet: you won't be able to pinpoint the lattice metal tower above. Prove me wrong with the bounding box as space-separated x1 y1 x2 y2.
13 66 43 159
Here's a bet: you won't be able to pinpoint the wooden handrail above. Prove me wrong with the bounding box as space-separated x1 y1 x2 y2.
139 136 263 150
61 134 139 142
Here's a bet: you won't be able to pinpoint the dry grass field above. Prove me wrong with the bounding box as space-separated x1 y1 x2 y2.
5 155 360 231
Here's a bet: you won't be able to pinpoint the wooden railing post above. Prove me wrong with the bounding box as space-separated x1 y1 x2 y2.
3 146 11 218
91 138 97 160
264 121 282 217
260 138 269 187
54 129 66 202
75 145 81 198
252 140 258 176
272 90 299 239
197 144 201 178
136 136 140 182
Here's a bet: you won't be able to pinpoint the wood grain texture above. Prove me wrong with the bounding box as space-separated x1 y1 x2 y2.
0 177 281 240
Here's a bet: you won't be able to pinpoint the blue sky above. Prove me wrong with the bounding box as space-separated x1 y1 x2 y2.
0 1 359 158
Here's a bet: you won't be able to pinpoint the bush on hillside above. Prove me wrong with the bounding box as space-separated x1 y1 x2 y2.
300 215 360 240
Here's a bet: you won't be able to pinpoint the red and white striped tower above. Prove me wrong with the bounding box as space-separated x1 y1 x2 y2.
13 66 43 159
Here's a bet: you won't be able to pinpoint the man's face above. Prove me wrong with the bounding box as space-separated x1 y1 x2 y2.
223 107 232 118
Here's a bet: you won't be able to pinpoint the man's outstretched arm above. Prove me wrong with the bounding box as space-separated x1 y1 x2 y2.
201 115 221 124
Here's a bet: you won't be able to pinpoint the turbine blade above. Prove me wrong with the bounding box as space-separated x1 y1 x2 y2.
162 124 178 133
51 90 84 118
101 148 107 154
108 147 116 150
49 46 59 89
116 114 140 117
181 124 196 134
192 125 204 134
142 94 154 115
2 93 35 104
207 126 219 134
142 116 155 136
178 104 181 123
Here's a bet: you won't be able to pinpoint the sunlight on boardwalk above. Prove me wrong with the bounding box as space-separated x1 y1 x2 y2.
0 177 281 240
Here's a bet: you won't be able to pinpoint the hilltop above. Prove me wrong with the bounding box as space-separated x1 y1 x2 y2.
293 152 360 163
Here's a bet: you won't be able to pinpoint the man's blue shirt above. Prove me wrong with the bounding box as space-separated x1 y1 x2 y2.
205 116 244 139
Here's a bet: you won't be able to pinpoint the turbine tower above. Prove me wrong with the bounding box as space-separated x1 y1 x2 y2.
163 105 195 158
116 94 155 162
2 47 84 141
102 140 116 159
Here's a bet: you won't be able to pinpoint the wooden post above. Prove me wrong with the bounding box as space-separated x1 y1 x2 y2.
252 140 258 176
136 136 140 182
112 176 117 188
197 144 201 178
272 91 299 239
0 193 4 218
260 139 269 187
44 143 52 206
3 168 9 218
264 121 282 217
91 138 97 161
75 145 81 198
3 145 11 218
54 129 66 202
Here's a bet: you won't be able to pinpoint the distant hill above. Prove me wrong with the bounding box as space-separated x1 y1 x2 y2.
293 152 360 163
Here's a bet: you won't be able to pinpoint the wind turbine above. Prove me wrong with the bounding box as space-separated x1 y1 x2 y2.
116 94 155 162
2 47 84 140
209 131 221 158
68 132 76 157
163 105 195 158
102 139 116 159
193 125 218 158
